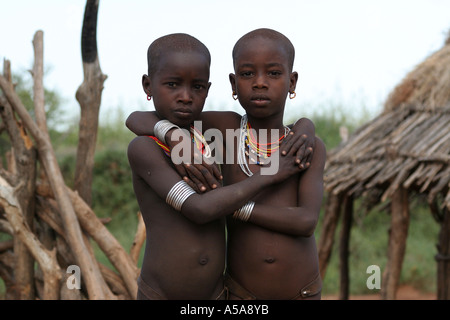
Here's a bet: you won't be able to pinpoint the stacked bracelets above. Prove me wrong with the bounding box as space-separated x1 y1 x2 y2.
154 120 180 145
233 201 255 222
166 180 196 211
166 180 255 222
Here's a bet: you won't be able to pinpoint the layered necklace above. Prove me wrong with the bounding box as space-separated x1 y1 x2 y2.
238 114 290 177
149 125 211 158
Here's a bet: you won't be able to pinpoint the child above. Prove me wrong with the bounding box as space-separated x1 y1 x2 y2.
223 28 326 300
127 33 309 300
128 28 326 300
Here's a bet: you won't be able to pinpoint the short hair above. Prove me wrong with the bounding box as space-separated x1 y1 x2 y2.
232 28 295 71
147 33 211 76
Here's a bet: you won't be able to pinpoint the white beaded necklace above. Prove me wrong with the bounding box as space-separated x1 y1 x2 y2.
238 114 290 177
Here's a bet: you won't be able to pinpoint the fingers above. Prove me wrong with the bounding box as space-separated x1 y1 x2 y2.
185 164 208 193
185 163 221 192
281 132 308 156
279 130 316 170
210 163 223 183
296 146 313 170
280 131 296 156
182 175 202 193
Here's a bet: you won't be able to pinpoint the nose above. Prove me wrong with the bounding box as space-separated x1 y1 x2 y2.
178 87 193 104
253 72 268 90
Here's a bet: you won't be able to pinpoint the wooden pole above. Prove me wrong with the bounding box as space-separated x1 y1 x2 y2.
74 0 107 205
1 59 37 299
381 186 410 299
0 69 107 299
339 195 353 300
318 192 343 278
436 207 449 300
0 176 61 300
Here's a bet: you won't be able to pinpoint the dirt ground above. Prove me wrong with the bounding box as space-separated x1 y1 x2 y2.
322 285 436 300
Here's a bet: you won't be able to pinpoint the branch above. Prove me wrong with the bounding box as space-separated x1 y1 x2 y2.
0 69 107 299
130 212 145 265
0 176 61 299
32 30 47 133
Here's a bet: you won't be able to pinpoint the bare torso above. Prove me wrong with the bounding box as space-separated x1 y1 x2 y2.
220 114 320 299
131 145 226 300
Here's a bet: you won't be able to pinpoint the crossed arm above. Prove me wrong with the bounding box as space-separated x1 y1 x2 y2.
126 111 324 236
128 135 306 225
126 110 316 191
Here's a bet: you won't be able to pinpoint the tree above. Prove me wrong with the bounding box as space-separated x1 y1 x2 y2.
0 1 141 300
74 0 107 205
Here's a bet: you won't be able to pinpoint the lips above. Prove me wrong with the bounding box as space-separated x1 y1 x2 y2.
251 94 270 106
174 108 193 118
251 94 270 101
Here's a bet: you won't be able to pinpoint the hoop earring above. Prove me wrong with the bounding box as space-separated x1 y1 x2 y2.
232 91 238 101
289 91 296 99
147 94 152 101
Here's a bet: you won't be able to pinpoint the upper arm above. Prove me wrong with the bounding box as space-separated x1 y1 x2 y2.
127 136 183 200
297 137 326 214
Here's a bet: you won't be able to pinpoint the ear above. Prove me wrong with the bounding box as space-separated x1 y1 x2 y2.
289 71 298 93
229 73 236 92
142 74 152 96
206 82 212 96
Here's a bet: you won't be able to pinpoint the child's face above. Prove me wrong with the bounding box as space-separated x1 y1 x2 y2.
143 51 211 127
230 37 297 120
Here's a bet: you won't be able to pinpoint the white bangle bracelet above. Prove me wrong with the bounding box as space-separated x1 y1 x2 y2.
154 120 180 145
233 201 255 222
166 180 196 211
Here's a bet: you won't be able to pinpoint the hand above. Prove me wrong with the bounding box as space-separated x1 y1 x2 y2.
183 162 222 193
266 149 303 184
168 128 222 193
280 131 314 170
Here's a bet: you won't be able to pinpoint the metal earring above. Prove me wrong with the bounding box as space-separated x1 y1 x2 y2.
289 91 296 99
232 91 238 100
147 94 152 101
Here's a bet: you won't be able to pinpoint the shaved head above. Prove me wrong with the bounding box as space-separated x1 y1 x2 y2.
232 28 295 71
147 33 211 76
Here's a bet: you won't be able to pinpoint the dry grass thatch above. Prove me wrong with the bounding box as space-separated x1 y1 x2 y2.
324 32 450 210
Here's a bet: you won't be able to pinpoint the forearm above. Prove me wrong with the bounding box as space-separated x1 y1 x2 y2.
247 204 318 237
181 172 275 224
126 111 160 136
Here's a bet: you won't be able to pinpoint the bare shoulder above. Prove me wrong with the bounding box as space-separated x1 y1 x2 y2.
127 135 162 168
199 111 241 131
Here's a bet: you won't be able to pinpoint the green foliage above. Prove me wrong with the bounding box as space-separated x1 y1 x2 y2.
316 197 439 296
91 148 139 220
12 72 64 128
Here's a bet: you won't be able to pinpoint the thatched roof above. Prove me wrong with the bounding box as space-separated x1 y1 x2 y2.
324 33 450 210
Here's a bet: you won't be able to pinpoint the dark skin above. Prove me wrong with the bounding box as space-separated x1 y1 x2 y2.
223 36 326 299
128 49 307 299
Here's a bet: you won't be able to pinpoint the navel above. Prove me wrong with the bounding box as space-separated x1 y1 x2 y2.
199 255 209 265
264 257 276 264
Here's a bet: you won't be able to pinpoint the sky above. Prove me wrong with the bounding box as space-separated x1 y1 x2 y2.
1 0 450 125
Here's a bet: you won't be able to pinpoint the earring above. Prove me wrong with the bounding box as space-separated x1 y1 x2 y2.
289 91 296 99
147 94 152 101
232 91 238 101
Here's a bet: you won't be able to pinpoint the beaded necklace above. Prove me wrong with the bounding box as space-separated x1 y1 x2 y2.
238 114 290 177
149 125 211 158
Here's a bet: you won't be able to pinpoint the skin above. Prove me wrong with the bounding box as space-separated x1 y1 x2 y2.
222 35 327 300
128 46 305 299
